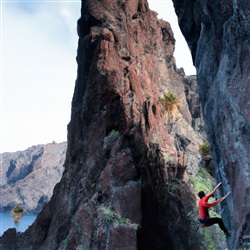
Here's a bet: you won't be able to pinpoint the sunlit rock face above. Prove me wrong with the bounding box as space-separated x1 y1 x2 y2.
172 0 250 249
0 142 66 214
0 1 209 249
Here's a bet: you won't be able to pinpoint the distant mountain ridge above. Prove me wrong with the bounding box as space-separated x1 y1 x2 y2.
0 142 67 214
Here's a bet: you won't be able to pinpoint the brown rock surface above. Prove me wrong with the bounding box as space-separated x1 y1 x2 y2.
0 1 209 249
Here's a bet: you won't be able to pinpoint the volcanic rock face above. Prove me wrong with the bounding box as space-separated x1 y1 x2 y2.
0 142 67 214
172 0 250 249
1 1 209 249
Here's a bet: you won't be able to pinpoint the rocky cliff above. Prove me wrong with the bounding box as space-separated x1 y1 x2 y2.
0 1 225 249
172 0 250 249
0 142 67 214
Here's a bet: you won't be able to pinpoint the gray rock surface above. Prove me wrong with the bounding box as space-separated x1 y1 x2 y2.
172 0 250 249
0 142 67 214
0 1 221 249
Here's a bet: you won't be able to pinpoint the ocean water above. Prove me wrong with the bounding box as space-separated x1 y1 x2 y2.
0 212 36 236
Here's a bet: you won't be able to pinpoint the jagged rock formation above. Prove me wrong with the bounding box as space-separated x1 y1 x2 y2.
0 142 67 214
172 0 250 249
0 1 218 249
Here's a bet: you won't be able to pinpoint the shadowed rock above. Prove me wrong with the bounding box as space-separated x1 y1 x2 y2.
172 0 250 249
0 1 211 249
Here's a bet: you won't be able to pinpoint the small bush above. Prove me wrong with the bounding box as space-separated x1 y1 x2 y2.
11 204 24 222
198 141 212 156
100 206 139 230
164 154 174 165
104 130 120 147
11 205 23 214
62 236 69 247
160 91 179 112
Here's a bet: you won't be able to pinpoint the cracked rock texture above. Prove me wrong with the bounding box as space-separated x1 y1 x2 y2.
172 0 250 249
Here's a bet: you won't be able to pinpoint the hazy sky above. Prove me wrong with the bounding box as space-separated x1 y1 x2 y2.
0 0 196 153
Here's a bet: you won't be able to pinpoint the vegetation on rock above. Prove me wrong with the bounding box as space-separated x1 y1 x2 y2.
198 141 212 157
62 236 69 248
100 205 139 230
11 204 24 222
163 153 175 165
160 91 179 112
104 130 120 147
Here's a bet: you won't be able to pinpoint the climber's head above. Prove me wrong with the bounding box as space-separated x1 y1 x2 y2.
198 191 205 199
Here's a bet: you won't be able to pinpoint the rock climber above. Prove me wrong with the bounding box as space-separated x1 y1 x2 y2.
198 182 231 236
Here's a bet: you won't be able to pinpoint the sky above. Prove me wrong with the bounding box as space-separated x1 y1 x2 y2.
0 0 196 153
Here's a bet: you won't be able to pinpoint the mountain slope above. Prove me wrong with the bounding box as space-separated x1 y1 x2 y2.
1 142 67 214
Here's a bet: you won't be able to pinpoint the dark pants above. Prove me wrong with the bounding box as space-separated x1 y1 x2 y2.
199 218 229 234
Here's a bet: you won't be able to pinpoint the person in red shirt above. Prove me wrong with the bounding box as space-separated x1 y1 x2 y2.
198 182 231 236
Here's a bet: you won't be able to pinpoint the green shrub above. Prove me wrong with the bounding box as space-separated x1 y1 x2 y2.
62 236 69 247
11 205 23 214
160 91 179 112
189 167 214 195
198 141 212 156
164 154 174 165
104 130 120 147
201 228 217 250
11 204 24 222
99 206 139 230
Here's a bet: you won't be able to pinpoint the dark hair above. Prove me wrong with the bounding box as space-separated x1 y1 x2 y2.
198 191 205 199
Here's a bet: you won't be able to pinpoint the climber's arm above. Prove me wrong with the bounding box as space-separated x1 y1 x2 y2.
206 192 231 207
211 182 222 194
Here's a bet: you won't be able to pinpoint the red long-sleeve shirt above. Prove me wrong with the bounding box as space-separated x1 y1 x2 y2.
198 193 221 218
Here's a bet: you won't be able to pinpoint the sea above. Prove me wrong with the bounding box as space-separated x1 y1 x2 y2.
0 212 36 236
